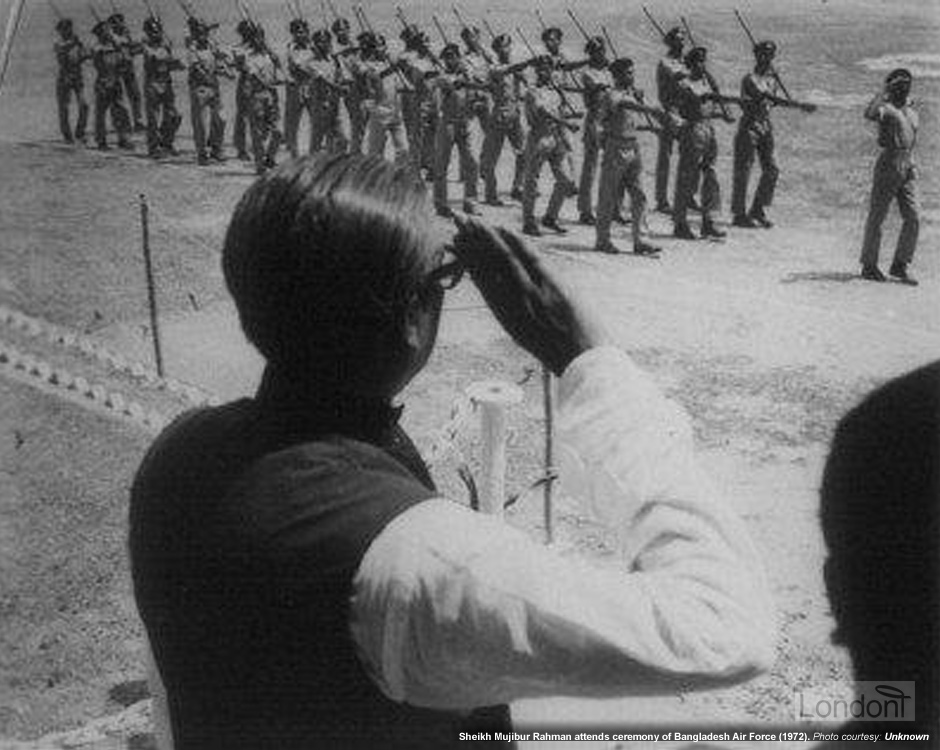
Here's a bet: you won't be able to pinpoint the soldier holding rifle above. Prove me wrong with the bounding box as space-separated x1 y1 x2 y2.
594 57 664 257
672 46 737 240
397 22 439 180
283 17 314 158
309 27 352 155
479 33 533 206
240 23 284 175
108 10 146 131
232 20 256 161
431 42 479 217
185 16 232 164
731 30 816 229
53 16 90 145
350 29 409 165
521 53 580 237
141 14 184 157
574 35 611 226
650 18 686 214
90 18 134 150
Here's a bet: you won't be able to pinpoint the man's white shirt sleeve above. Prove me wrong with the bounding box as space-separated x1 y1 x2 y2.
350 346 776 710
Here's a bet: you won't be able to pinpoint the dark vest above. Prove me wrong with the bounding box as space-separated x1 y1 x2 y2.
130 378 513 749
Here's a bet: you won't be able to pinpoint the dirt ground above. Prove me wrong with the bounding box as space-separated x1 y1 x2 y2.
1 0 939 745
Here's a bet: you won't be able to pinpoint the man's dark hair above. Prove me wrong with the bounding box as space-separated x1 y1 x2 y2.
222 154 438 386
821 361 940 729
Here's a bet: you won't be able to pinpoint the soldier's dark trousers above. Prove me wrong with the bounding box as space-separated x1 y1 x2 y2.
283 84 309 157
233 80 251 157
860 150 919 268
577 121 601 217
521 133 577 225
57 76 89 142
309 99 350 155
94 80 131 147
655 129 677 206
190 85 225 159
673 121 720 227
434 120 477 210
118 63 143 126
249 90 282 173
480 113 525 202
596 140 646 246
731 122 778 219
145 83 182 154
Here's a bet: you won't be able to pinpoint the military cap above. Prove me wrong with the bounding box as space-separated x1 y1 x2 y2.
311 28 331 45
459 25 480 43
92 20 110 37
663 26 683 45
399 23 416 44
331 17 350 34
753 39 777 57
609 56 634 76
886 67 912 88
289 18 309 35
541 26 562 43
684 45 707 66
356 30 376 47
584 35 604 55
56 18 73 33
491 33 511 52
441 42 461 58
107 12 124 25
236 19 254 39
142 16 162 35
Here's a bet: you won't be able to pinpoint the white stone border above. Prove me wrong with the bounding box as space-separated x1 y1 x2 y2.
0 304 220 409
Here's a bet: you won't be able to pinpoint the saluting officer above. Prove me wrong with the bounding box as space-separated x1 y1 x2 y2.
859 68 920 286
53 18 90 145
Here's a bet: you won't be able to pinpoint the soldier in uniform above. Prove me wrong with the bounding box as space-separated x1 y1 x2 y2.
731 40 815 229
479 34 532 206
576 36 612 225
594 58 663 256
672 46 736 240
308 28 350 154
398 25 439 179
241 25 284 175
352 32 409 165
332 17 366 154
90 20 133 151
53 18 89 145
859 68 920 285
284 18 314 158
186 17 231 165
108 13 145 131
654 27 686 213
141 16 184 158
521 55 580 236
232 20 255 161
458 26 492 169
431 43 478 217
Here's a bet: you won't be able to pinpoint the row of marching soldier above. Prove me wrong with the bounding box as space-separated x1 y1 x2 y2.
52 5 920 283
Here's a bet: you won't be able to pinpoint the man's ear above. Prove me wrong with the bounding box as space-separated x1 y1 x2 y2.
402 296 424 352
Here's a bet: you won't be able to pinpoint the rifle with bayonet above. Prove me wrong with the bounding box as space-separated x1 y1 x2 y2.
733 8 816 113
516 25 582 126
679 15 734 122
